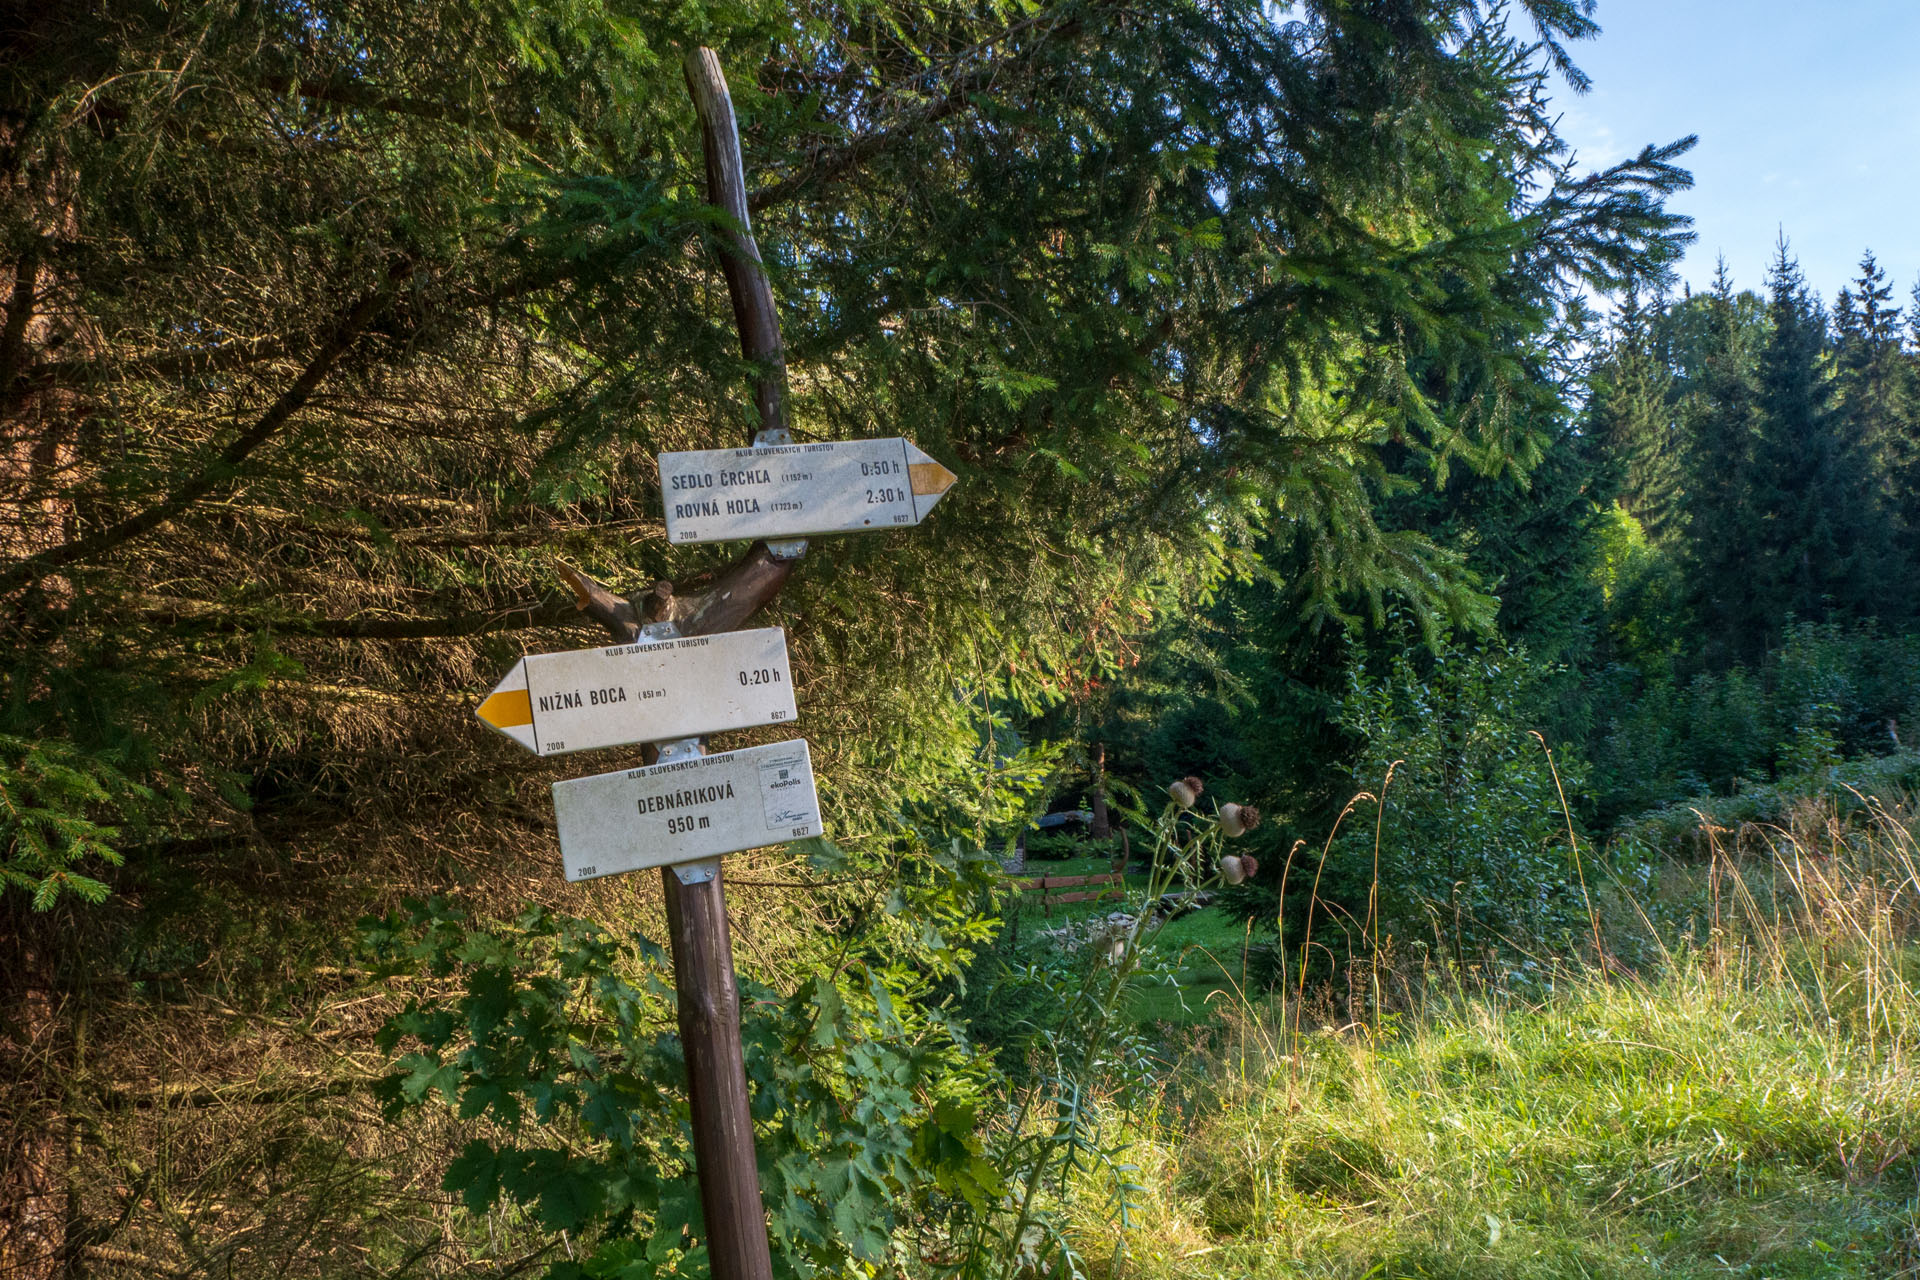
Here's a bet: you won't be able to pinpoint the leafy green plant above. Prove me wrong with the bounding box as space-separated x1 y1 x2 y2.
362 830 1013 1280
1329 634 1588 954
0 732 152 908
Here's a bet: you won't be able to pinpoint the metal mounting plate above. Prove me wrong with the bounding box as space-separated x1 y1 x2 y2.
750 427 809 560
671 857 721 885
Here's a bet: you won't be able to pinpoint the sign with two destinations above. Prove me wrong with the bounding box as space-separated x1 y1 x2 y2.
660 437 957 545
551 740 821 881
475 627 795 756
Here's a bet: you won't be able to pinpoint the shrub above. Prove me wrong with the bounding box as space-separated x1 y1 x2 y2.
1322 635 1589 956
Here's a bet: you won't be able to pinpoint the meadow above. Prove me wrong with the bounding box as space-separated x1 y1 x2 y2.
1027 800 1920 1278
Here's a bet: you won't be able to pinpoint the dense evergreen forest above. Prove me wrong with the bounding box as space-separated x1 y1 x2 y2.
3 2 1917 1278
1093 244 1920 951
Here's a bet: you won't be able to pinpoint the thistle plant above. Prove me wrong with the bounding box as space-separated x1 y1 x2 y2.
970 777 1261 1278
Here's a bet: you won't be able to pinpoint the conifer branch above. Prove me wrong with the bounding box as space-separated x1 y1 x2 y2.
746 11 1087 214
131 595 582 640
2 336 304 416
255 73 541 140
0 261 411 598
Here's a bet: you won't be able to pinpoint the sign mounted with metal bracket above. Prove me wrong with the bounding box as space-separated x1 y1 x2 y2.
659 437 957 545
474 626 796 756
550 738 822 881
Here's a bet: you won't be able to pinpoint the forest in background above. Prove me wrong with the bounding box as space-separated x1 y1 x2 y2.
1086 242 1920 956
1 1 1915 1277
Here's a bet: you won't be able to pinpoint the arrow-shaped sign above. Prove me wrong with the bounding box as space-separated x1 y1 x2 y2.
659 437 957 545
552 739 822 880
476 627 796 756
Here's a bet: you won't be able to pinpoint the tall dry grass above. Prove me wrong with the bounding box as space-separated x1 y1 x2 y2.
1074 792 1920 1279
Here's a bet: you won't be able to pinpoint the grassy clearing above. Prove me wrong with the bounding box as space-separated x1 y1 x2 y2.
1011 854 1257 1026
1131 909 1259 1026
1093 963 1919 1278
1058 799 1920 1278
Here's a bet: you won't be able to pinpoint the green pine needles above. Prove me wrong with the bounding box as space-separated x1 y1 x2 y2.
0 732 147 909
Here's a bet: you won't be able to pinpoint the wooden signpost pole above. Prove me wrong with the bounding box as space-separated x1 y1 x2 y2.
534 47 954 1279
663 52 792 1280
556 47 791 1280
660 812 770 1280
605 51 791 1280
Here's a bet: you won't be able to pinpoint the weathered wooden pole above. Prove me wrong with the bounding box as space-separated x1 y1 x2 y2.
659 840 769 1280
649 48 790 1280
683 45 787 441
552 50 818 1280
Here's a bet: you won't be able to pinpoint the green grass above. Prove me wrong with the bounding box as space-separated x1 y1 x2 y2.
1131 908 1259 1026
1054 798 1920 1278
1008 861 1260 1027
1079 959 1920 1279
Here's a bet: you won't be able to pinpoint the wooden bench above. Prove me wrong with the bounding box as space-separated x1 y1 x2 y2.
1012 870 1126 916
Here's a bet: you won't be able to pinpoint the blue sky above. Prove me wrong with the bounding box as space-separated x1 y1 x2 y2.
1547 0 1920 305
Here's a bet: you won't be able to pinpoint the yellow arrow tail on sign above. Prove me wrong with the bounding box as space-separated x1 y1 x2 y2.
474 659 538 752
478 688 532 728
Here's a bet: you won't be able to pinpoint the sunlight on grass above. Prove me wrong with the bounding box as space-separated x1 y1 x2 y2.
1065 797 1920 1279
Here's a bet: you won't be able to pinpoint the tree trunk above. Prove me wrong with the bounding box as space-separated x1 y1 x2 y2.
1089 740 1111 840
0 102 86 1279
0 124 82 603
0 924 66 1280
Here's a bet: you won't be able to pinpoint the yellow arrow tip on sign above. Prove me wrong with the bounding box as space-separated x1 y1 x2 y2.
908 459 957 497
477 688 533 729
474 659 539 753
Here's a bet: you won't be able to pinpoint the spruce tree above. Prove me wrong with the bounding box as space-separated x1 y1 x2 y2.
1679 261 1767 668
1831 251 1910 614
1748 242 1843 628
1588 285 1684 544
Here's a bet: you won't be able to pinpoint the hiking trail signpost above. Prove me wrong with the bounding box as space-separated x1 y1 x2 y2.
660 437 956 544
469 46 957 1280
474 626 796 756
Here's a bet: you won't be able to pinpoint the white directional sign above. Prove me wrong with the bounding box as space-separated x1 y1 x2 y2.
552 739 822 880
659 437 957 545
475 627 796 756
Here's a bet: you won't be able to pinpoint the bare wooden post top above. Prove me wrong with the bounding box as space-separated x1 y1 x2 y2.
554 46 804 643
683 46 786 443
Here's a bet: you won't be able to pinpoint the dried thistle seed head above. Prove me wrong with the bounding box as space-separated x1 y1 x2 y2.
1219 802 1262 837
1241 855 1260 879
1218 854 1246 884
1167 776 1204 808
